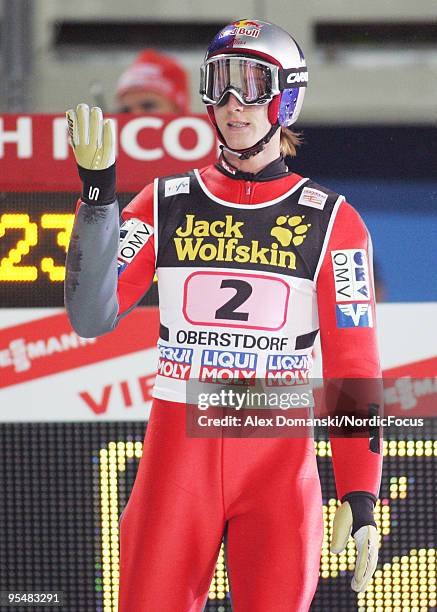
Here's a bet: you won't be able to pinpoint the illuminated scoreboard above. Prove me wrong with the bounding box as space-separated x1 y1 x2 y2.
0 421 435 612
0 193 135 307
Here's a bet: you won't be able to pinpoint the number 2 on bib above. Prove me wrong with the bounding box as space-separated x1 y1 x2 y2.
182 271 289 331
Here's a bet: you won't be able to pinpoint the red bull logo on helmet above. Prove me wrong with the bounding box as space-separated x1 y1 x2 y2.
220 19 263 40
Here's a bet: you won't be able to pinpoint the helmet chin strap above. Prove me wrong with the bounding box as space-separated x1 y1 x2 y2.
217 122 280 160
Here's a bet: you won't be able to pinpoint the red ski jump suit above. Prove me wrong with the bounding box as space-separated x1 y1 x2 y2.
69 158 382 611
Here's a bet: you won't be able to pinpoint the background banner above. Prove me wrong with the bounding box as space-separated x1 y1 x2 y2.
1 304 435 422
0 114 217 191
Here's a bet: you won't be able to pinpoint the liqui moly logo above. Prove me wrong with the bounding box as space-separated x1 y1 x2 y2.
200 349 257 384
157 344 193 380
265 354 311 386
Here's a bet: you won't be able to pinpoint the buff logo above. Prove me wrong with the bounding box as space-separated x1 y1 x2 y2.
200 349 257 384
157 344 193 380
265 354 311 386
173 214 311 270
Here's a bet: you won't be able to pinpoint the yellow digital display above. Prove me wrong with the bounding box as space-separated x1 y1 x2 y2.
0 192 81 305
0 213 74 283
0 193 161 306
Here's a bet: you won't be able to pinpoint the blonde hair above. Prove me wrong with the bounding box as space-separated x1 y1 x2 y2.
280 128 303 157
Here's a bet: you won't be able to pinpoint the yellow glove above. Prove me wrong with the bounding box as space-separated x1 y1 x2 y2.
66 103 115 170
65 104 116 205
330 495 379 592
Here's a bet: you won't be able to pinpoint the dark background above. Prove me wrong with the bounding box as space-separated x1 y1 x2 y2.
0 420 435 611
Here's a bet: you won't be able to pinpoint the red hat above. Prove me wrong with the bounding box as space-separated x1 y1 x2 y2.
116 49 190 113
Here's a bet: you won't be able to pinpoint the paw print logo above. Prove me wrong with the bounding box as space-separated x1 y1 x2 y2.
270 215 311 247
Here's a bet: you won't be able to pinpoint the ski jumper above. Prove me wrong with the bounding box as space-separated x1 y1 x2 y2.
65 158 383 611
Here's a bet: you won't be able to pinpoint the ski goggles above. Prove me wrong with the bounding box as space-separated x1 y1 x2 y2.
200 55 281 106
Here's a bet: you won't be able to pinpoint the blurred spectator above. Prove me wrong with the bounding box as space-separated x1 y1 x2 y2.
115 49 190 114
